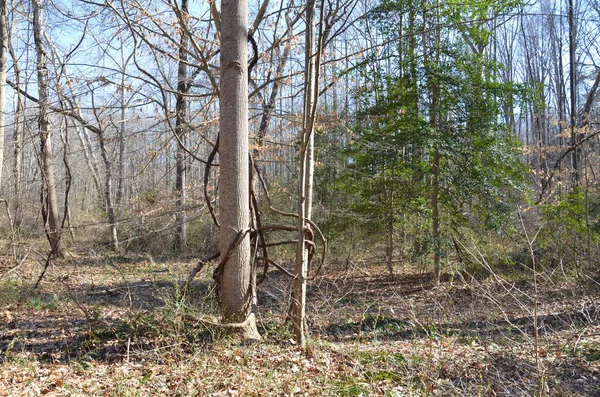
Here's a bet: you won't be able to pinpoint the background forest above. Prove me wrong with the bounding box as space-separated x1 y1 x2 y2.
1 0 600 395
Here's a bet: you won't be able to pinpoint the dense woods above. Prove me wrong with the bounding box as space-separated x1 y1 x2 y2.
1 0 600 395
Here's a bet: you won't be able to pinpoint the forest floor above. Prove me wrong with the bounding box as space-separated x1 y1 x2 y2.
0 253 599 396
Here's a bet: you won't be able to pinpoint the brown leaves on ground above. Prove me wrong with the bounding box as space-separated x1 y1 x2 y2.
1 257 599 396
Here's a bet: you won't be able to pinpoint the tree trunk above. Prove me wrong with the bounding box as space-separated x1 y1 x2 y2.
33 0 62 257
423 0 441 283
431 148 441 282
117 64 127 206
74 122 102 202
0 0 7 190
386 218 394 275
98 131 119 251
218 0 260 340
174 0 189 252
9 36 23 227
292 0 318 348
59 119 75 242
568 0 578 185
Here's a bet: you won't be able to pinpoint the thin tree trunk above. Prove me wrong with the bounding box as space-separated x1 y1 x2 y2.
59 119 75 242
386 218 394 275
550 13 566 197
568 0 578 185
219 0 260 340
74 122 102 201
98 131 119 251
431 148 441 282
424 0 441 283
292 0 319 348
256 38 291 152
7 16 22 226
33 0 62 257
0 0 7 190
117 64 127 206
174 0 189 252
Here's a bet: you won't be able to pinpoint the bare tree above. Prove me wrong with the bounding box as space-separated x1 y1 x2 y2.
291 0 320 348
174 0 189 251
568 0 579 184
8 15 23 227
0 0 6 191
32 0 63 257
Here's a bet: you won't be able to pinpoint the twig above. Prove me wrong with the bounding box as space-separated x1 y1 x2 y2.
212 227 252 285
32 251 53 290
252 157 328 273
518 208 546 394
87 283 152 296
0 198 14 230
204 138 220 228
185 251 220 290
537 129 600 203
260 239 314 249
257 257 295 278
256 223 297 233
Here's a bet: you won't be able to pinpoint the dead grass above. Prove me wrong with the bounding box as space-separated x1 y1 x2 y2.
1 254 599 396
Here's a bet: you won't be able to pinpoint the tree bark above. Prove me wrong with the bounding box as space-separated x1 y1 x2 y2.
386 218 394 275
218 0 260 340
0 0 7 190
568 0 578 185
174 0 189 252
292 0 318 348
423 0 441 283
431 148 441 282
33 0 62 257
8 32 22 227
98 130 119 251
74 120 102 202
117 60 127 206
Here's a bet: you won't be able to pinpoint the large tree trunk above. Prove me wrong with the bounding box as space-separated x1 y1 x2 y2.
33 0 62 257
218 0 260 340
174 0 189 252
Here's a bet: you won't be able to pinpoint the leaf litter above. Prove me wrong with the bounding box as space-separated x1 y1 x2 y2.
0 257 599 396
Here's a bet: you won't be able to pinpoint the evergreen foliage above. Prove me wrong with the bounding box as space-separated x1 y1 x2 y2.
316 0 527 271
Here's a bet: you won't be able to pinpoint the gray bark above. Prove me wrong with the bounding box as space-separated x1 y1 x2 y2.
0 0 6 191
99 131 119 251
218 0 260 340
423 0 441 283
174 0 189 252
117 67 126 206
33 0 62 257
8 34 22 227
568 0 578 184
292 0 318 348
73 121 102 201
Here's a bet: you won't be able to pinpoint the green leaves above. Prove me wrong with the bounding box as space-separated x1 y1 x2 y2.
316 0 526 259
